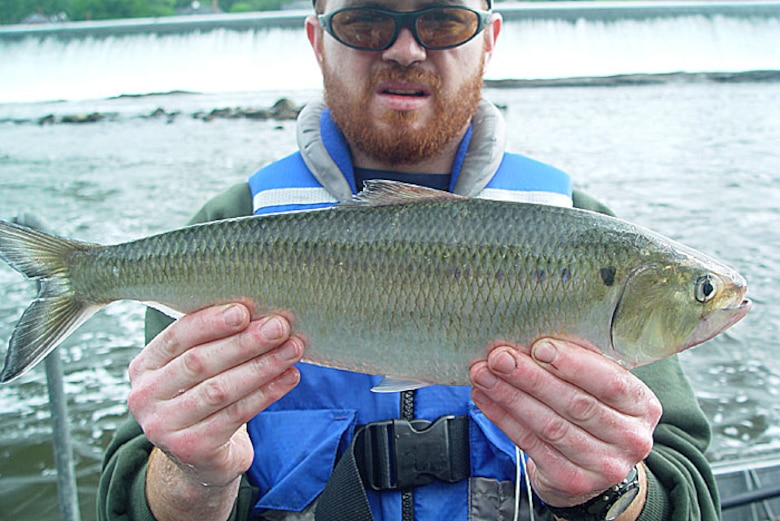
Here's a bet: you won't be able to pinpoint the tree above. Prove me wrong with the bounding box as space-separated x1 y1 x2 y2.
228 0 284 13
68 0 176 20
0 0 298 24
219 0 297 13
0 0 70 25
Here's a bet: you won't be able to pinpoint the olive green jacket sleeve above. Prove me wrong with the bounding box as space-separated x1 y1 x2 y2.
98 185 719 521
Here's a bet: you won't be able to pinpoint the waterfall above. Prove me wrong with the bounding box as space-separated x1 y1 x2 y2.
1 1 778 103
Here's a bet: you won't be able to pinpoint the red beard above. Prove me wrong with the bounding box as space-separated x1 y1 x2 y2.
324 61 484 167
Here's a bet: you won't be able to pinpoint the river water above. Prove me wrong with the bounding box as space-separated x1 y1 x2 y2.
1 3 780 520
0 80 778 521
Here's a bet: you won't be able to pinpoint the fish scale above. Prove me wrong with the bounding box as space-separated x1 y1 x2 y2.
0 181 750 386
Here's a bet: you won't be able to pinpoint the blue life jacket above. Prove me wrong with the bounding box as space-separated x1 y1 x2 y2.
245 105 572 520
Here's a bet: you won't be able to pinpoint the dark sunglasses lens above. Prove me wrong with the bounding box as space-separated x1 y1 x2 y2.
330 9 396 50
417 8 480 48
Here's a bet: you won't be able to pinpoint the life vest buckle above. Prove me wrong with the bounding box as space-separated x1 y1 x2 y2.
355 414 470 491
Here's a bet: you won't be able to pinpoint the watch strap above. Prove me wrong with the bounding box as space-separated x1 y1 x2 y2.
545 465 640 521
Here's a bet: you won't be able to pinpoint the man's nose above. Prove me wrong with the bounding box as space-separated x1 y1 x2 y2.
381 27 427 66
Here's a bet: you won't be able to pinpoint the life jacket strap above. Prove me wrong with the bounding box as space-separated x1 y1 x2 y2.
315 415 470 521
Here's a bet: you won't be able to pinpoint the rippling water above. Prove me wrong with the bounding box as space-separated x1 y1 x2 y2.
0 82 778 519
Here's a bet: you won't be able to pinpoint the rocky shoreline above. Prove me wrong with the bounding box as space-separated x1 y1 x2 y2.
3 70 778 126
1 97 303 126
484 70 780 89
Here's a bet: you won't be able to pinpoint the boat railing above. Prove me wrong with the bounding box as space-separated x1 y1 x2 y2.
13 214 82 521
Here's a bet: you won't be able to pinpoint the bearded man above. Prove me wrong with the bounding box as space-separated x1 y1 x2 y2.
98 1 719 520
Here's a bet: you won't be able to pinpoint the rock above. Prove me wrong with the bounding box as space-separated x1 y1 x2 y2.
144 107 179 124
202 107 234 121
242 107 272 120
195 99 302 122
60 112 105 124
270 98 301 120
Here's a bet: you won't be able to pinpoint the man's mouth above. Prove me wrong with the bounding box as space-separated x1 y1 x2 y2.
383 88 426 96
377 82 431 98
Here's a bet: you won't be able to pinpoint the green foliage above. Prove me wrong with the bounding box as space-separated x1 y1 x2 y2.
1 0 70 25
0 0 178 24
226 0 284 13
69 0 176 20
228 2 254 13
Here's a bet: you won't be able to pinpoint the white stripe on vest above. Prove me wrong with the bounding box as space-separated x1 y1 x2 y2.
252 187 339 214
477 188 573 208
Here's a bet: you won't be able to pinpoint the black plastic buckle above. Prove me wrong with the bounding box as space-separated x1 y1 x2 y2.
356 415 469 491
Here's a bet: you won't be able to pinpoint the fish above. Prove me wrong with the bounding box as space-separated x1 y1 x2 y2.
0 180 751 387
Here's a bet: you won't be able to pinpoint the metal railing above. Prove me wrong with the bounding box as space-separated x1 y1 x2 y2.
13 214 82 521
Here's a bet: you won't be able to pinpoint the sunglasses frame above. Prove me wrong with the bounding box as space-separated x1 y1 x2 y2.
318 6 493 51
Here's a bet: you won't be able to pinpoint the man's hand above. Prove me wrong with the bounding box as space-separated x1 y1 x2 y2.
127 304 305 521
470 338 662 516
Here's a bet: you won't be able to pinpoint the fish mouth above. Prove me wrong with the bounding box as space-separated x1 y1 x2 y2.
682 297 752 350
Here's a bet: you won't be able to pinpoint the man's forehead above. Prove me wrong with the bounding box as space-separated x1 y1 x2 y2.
317 0 491 10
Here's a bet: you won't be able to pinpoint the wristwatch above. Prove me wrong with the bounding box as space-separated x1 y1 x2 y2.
545 465 640 521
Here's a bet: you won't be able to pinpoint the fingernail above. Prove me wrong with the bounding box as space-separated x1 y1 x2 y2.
532 340 558 364
278 340 302 362
259 316 285 342
489 349 517 375
223 305 245 327
278 368 300 386
471 389 488 406
472 365 499 389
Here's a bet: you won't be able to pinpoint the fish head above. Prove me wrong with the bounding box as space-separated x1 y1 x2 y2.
610 257 751 368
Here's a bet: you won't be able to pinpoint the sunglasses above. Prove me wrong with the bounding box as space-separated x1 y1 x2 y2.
318 6 492 51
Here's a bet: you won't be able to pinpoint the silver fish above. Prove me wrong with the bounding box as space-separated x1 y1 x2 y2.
0 181 751 386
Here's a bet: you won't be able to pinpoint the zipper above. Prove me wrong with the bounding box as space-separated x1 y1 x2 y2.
400 390 415 521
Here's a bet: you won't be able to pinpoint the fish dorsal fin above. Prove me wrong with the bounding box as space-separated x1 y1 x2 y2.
344 180 464 208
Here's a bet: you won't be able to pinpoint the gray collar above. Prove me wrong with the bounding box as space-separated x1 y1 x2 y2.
296 98 507 201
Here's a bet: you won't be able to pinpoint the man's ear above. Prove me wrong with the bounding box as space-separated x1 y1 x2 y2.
306 16 325 68
483 13 502 65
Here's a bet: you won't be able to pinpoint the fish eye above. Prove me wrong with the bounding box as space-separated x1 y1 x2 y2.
695 274 718 303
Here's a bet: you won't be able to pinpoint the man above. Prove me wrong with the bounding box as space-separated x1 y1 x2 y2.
99 1 720 520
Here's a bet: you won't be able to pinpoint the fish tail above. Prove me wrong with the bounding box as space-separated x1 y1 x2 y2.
0 219 100 383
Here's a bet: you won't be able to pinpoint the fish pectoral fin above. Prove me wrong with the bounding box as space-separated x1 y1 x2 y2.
371 376 433 393
142 301 185 320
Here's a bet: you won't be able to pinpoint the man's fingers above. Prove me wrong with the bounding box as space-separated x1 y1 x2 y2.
127 306 304 451
129 304 251 376
160 315 293 395
476 342 658 455
160 337 305 429
482 346 641 442
469 339 660 505
470 384 604 502
130 310 294 400
471 357 615 469
530 339 662 422
153 366 302 463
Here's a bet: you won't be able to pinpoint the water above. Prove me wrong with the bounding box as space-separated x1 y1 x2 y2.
1 2 779 519
0 80 778 521
495 82 780 462
0 90 312 520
